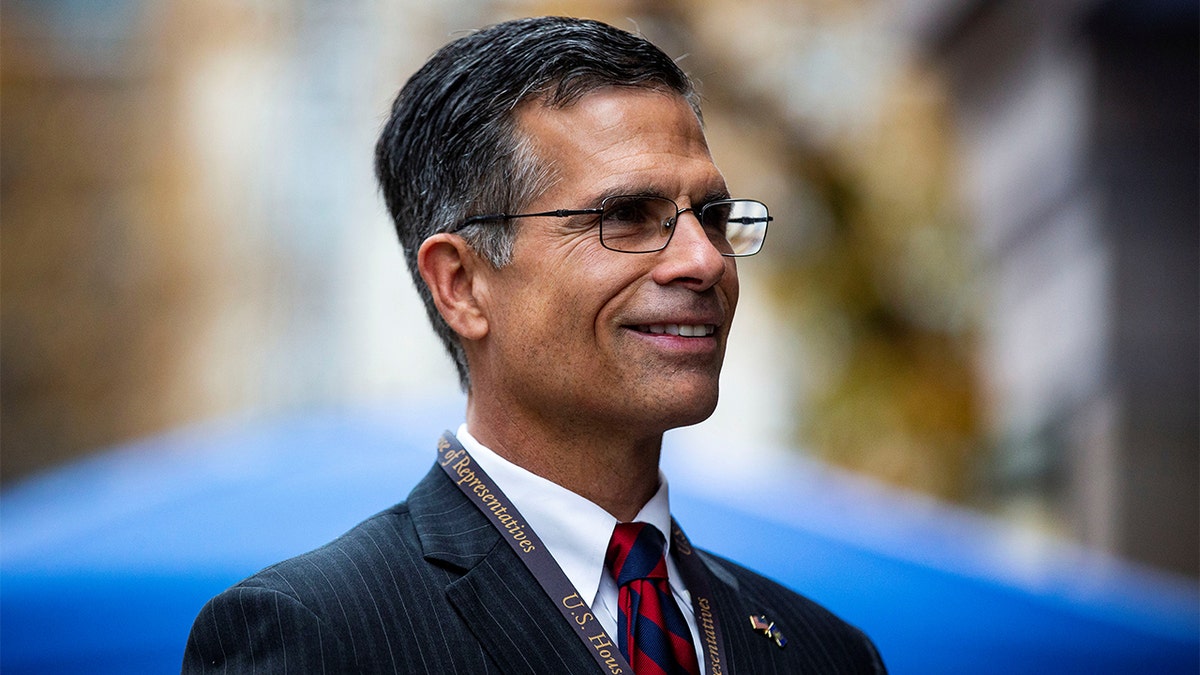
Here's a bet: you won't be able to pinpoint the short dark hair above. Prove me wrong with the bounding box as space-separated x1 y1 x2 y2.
375 16 699 390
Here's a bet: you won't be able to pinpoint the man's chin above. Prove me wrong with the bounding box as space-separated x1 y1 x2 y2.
651 385 721 432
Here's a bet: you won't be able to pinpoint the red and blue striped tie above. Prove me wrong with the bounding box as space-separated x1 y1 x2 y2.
605 522 700 675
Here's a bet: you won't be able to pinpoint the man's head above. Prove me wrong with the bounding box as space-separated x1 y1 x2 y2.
378 17 755 442
375 16 701 390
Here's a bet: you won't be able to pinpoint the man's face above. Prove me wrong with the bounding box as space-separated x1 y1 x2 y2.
472 88 739 438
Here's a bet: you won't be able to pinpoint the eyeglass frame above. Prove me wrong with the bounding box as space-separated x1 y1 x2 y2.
447 194 772 257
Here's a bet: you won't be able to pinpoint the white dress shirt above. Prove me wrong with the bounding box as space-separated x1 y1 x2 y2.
456 424 704 667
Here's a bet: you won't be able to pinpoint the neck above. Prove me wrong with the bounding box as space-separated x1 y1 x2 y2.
465 396 664 522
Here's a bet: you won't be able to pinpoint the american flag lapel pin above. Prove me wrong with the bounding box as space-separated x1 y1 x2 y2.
749 614 788 649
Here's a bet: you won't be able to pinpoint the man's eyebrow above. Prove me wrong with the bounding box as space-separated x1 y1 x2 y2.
589 186 660 204
586 185 732 205
700 187 732 203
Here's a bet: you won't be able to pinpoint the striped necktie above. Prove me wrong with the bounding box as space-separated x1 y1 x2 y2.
605 522 700 675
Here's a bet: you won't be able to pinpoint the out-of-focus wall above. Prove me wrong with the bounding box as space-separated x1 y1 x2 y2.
1 1 467 479
2 0 1194 579
895 0 1198 577
2 0 983 500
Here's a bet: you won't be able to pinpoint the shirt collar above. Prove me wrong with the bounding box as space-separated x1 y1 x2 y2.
455 424 675 607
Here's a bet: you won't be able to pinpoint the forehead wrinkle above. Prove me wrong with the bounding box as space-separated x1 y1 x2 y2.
515 89 723 208
522 90 706 155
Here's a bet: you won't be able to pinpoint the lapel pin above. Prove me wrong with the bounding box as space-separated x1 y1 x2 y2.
749 614 788 649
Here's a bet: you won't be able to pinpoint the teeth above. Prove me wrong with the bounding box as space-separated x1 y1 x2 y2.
637 324 715 337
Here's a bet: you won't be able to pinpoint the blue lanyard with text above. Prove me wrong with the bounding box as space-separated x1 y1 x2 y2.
436 431 729 675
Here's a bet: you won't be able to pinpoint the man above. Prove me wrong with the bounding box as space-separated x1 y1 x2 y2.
184 16 885 674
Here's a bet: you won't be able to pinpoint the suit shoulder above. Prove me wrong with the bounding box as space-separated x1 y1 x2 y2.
184 503 431 673
183 579 355 672
233 502 417 598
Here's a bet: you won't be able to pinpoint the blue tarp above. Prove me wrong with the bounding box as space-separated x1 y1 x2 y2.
2 400 1197 673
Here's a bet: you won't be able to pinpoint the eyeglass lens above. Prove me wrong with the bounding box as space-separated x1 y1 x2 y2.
599 196 768 256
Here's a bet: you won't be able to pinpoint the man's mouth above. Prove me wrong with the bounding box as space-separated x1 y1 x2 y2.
632 324 717 337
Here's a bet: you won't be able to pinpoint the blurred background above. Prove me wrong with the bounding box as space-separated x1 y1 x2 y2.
2 0 1197 672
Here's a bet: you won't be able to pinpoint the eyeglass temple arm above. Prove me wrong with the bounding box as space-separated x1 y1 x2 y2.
454 207 603 230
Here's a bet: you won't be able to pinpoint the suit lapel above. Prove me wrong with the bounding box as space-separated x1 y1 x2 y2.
407 464 602 674
698 551 778 675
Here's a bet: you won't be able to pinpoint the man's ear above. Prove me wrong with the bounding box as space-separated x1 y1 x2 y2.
417 233 490 341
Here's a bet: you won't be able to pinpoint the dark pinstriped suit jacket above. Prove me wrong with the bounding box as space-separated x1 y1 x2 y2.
183 463 886 673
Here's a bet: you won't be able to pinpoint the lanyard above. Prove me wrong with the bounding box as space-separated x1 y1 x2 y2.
436 431 728 675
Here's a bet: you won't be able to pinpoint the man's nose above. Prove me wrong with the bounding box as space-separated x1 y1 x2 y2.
650 211 728 290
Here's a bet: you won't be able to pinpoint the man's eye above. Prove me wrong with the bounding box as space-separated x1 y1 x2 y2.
604 199 643 218
605 201 648 224
604 196 676 226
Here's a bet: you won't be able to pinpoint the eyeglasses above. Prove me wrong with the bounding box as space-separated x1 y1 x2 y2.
452 195 772 257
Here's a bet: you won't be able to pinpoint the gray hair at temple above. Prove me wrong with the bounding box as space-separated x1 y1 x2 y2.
374 16 700 390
